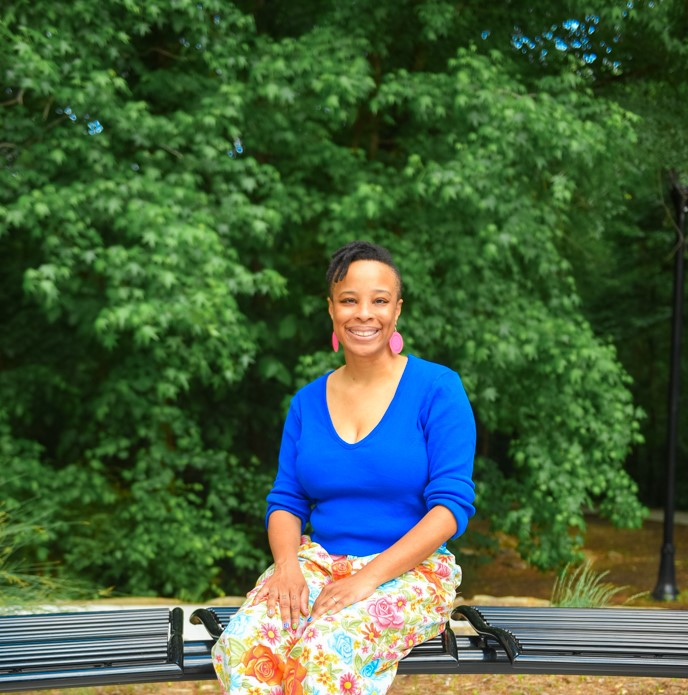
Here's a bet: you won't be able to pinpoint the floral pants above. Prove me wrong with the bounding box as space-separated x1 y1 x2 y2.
212 536 461 695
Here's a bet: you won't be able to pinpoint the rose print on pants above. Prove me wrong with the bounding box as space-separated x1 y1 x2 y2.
283 656 307 695
239 644 284 686
367 596 405 630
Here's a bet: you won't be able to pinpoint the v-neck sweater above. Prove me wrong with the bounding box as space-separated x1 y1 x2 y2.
265 355 476 556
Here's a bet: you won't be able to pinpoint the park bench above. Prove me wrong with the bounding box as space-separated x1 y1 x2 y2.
185 605 688 679
1 604 687 691
453 605 688 677
0 608 184 692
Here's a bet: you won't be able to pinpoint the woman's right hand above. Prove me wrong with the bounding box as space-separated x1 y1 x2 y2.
253 559 310 630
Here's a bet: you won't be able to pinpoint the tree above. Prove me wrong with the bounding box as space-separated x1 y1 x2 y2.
3 0 682 598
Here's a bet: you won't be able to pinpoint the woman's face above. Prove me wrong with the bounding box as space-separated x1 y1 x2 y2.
328 260 403 358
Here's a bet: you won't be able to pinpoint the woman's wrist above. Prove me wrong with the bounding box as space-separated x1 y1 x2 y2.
353 565 386 591
273 555 300 568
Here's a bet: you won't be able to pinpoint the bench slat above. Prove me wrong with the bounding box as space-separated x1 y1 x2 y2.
2 651 170 672
0 627 169 643
0 610 169 628
0 663 184 692
0 638 165 659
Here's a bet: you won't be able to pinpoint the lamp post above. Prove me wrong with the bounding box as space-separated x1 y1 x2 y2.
652 178 687 601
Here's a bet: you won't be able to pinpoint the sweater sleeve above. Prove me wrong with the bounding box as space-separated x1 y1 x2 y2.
264 395 312 530
421 370 476 539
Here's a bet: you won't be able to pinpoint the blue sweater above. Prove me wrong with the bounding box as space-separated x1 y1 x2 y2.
265 355 476 556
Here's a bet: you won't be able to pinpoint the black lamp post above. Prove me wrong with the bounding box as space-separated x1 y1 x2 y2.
652 178 687 601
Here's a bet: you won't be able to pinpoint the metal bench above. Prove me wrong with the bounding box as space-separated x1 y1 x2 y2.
453 605 688 677
0 608 184 692
2 604 688 692
185 606 460 675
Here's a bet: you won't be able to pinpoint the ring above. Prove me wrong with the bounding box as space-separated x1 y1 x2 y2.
330 596 339 604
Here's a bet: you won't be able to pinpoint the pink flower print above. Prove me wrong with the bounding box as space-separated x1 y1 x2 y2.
433 558 452 578
339 672 361 694
302 626 320 643
315 547 330 561
412 585 423 597
403 633 419 650
367 596 404 630
260 623 281 646
393 595 407 611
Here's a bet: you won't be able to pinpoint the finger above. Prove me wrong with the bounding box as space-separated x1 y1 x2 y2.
312 592 339 622
251 583 269 606
310 592 326 621
300 586 310 618
266 591 278 618
327 594 341 615
289 593 302 630
278 593 291 628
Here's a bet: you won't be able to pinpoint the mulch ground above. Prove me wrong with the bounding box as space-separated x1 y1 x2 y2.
26 673 688 694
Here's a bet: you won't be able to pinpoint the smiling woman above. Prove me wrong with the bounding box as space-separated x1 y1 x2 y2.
328 258 402 363
211 241 477 695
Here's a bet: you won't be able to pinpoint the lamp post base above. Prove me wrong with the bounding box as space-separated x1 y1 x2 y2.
652 543 679 601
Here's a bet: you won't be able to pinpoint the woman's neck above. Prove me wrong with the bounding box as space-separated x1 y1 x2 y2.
339 353 406 386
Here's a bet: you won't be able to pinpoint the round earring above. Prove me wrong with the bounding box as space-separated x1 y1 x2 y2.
389 330 403 354
331 331 339 353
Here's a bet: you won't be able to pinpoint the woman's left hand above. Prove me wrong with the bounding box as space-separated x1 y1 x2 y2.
310 572 379 622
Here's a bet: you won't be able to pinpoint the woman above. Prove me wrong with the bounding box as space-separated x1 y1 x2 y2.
212 240 476 695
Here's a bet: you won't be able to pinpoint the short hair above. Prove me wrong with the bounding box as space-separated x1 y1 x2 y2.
326 240 403 297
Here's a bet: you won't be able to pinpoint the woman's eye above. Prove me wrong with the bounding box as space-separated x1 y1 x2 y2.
374 298 389 304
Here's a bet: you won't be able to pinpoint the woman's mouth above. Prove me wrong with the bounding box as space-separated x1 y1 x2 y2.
348 328 380 338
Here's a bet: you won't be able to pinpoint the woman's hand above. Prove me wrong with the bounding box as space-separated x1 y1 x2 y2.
310 572 378 622
253 560 310 630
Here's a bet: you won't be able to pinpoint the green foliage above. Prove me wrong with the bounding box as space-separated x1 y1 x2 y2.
1 0 685 597
0 504 107 610
551 560 639 608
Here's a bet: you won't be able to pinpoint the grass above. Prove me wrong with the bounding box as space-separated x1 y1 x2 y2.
550 559 646 608
0 504 108 612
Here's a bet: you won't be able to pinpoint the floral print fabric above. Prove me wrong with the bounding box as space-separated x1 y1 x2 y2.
212 536 461 695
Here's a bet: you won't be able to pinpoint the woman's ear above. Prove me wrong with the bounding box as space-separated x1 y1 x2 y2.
327 296 334 321
395 297 403 322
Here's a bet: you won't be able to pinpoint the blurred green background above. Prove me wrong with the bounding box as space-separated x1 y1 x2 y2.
1 0 686 601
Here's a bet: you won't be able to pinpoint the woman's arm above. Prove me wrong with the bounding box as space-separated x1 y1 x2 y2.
309 504 456 621
252 510 310 629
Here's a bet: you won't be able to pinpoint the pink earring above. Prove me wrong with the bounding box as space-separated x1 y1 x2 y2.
332 332 339 353
389 330 404 354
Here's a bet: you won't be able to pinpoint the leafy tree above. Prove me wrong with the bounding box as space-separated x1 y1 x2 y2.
1 0 282 598
2 0 683 598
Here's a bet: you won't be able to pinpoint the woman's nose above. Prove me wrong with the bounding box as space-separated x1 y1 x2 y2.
356 302 372 319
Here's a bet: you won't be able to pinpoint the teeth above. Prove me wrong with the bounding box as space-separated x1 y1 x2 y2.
350 329 378 337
